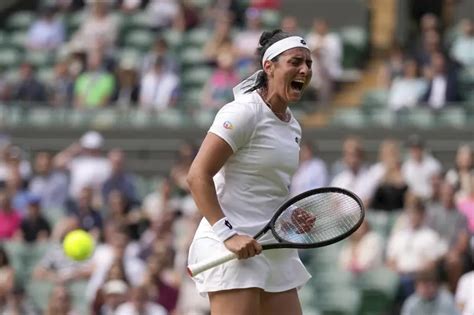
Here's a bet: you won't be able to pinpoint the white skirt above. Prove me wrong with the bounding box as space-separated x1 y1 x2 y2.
188 220 311 295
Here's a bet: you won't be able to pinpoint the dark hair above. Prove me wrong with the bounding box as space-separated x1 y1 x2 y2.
245 29 292 93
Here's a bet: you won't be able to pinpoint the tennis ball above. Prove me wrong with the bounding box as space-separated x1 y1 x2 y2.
63 229 95 261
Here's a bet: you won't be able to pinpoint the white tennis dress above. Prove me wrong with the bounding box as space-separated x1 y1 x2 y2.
188 91 311 294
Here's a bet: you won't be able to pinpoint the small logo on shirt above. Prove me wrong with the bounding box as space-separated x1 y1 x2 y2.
295 137 299 144
223 121 233 129
225 220 233 230
300 39 307 45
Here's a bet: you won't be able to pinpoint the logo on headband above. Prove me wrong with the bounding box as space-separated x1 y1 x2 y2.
300 39 306 45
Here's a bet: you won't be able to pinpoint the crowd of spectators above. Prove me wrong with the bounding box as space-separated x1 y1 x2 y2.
0 0 348 113
379 13 474 111
291 135 473 315
0 128 472 314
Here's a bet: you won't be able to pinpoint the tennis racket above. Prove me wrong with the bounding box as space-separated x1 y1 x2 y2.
187 187 365 277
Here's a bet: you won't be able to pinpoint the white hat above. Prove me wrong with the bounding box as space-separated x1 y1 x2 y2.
103 280 128 295
80 131 104 150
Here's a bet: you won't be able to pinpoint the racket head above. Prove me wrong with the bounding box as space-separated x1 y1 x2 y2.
267 187 365 249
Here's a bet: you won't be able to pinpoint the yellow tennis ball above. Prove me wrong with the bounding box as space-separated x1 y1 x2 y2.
63 229 95 261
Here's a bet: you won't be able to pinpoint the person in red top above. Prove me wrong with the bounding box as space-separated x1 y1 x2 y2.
0 189 21 240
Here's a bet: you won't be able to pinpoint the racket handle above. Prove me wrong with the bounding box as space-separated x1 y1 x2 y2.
187 251 238 277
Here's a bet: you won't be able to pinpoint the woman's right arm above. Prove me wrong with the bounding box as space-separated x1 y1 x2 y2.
187 133 262 259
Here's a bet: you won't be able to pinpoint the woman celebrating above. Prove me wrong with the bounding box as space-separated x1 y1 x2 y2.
187 29 313 314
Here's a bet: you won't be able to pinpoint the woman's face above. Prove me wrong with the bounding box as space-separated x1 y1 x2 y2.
266 47 312 103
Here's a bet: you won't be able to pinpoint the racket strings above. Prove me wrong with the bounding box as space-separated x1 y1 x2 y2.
274 192 362 244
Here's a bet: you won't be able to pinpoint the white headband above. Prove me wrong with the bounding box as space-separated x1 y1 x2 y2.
261 36 309 67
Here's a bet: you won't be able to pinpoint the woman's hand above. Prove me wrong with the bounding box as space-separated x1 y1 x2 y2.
291 207 316 234
224 234 262 260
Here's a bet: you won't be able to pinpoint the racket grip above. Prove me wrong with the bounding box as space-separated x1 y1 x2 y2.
187 251 238 277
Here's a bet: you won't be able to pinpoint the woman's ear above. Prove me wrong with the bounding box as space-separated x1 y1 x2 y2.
263 60 274 78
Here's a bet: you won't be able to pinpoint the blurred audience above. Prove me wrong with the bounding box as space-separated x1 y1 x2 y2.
26 6 65 51
450 19 474 67
401 268 460 315
114 285 167 315
290 140 328 196
339 220 384 274
306 18 343 105
11 63 47 104
387 59 427 111
139 56 180 111
29 151 69 212
73 50 116 109
445 144 474 201
200 52 240 109
455 268 474 315
45 284 79 315
402 135 442 200
0 189 21 240
18 195 51 243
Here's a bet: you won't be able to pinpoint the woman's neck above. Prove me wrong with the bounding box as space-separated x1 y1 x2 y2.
258 90 289 121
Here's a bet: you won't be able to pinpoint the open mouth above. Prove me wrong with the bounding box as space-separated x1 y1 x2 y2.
290 80 305 92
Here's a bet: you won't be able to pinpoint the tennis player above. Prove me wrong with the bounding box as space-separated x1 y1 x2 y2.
187 29 313 314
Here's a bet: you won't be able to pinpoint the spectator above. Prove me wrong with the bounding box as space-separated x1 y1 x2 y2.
66 186 103 237
379 44 405 87
290 140 328 196
54 130 111 202
18 195 51 243
5 169 30 216
11 63 47 103
306 18 343 104
113 57 140 108
102 149 139 207
202 14 235 66
387 196 447 301
369 139 408 211
172 0 200 32
48 60 75 107
451 19 474 67
45 284 80 315
331 136 373 205
402 134 442 199
142 37 179 76
68 1 118 53
25 6 65 51
1 284 40 315
426 181 470 292
387 59 427 111
142 178 172 221
200 52 240 110
445 144 473 201
233 8 264 71
146 0 180 31
74 50 116 109
456 175 474 234
0 144 32 183
280 15 301 35
455 269 474 315
139 56 180 111
0 190 21 240
98 280 129 315
104 190 144 240
339 220 384 274
144 249 179 312
86 225 146 302
0 246 15 304
420 51 460 109
413 29 443 67
29 151 69 211
401 268 460 315
115 285 167 315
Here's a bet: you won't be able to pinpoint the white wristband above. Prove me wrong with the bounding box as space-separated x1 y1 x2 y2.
212 217 237 242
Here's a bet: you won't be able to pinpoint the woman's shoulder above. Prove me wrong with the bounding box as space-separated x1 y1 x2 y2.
220 92 262 113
